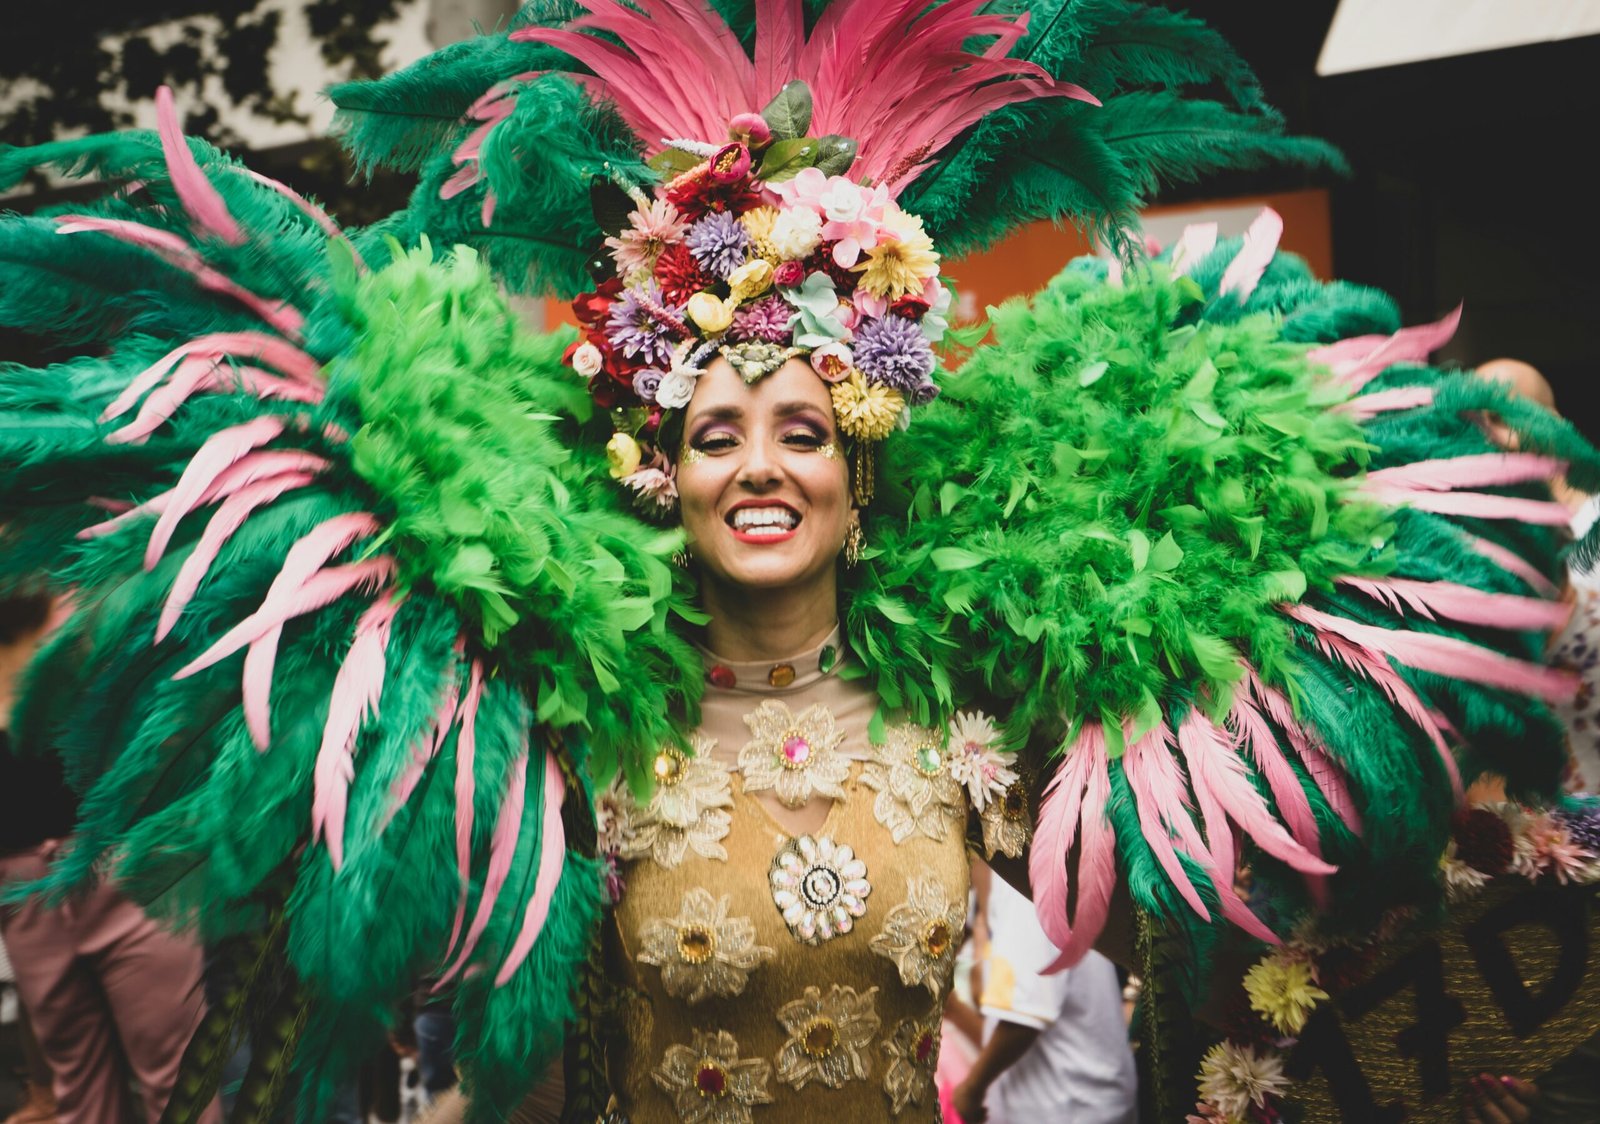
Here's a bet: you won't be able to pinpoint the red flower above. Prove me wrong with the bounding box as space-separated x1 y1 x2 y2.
654 242 720 305
1453 808 1515 875
803 245 860 294
891 294 931 320
665 166 763 220
572 278 621 327
773 260 805 288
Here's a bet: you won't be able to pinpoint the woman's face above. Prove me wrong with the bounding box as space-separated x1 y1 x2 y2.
677 357 852 592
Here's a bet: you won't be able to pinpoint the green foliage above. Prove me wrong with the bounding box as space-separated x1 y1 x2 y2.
857 264 1385 741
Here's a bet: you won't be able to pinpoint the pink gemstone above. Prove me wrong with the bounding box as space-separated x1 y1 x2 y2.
707 664 736 689
782 735 812 764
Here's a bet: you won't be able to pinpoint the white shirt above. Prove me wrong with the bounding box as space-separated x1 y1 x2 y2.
979 876 1138 1123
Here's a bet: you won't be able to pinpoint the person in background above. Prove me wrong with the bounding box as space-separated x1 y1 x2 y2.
0 590 218 1124
951 863 1138 1124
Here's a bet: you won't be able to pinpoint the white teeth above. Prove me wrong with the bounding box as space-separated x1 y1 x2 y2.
731 507 799 532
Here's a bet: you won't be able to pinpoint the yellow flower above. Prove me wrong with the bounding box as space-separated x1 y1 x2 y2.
855 206 939 301
605 432 643 479
830 371 903 441
727 259 774 302
1243 954 1329 1035
687 291 735 334
740 205 783 262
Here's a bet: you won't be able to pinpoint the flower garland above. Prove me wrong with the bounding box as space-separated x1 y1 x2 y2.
1189 800 1600 1123
564 82 951 514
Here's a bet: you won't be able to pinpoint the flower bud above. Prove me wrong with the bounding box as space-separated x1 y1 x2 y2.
687 291 735 334
605 432 643 479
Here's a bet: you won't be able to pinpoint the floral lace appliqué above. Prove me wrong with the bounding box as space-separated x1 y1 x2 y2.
862 722 966 843
769 834 871 945
653 1029 774 1123
738 700 851 808
637 888 775 1004
612 735 734 869
881 1010 941 1115
978 774 1033 860
869 876 965 995
775 984 881 1091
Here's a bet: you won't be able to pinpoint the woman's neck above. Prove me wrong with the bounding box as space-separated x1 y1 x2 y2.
698 572 838 662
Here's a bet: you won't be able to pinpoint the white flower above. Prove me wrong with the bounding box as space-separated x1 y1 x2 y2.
768 207 823 261
655 365 699 410
571 342 603 377
818 179 866 224
769 834 871 945
920 282 953 344
1197 1042 1288 1120
944 710 1017 812
1441 840 1490 902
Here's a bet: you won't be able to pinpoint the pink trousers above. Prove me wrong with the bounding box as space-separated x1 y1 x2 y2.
0 843 220 1124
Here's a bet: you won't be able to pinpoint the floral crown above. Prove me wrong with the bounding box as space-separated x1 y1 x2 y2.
565 82 951 513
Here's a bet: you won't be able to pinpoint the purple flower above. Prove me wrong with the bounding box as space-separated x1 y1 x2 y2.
731 295 794 343
633 367 664 403
1557 804 1600 852
853 313 936 393
684 211 750 280
606 281 683 367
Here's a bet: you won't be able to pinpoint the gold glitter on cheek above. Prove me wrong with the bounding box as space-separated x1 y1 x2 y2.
680 447 706 465
818 442 840 460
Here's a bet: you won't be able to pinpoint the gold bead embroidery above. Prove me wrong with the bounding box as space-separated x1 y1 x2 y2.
776 985 880 1091
862 723 967 843
638 888 774 1004
870 876 965 995
652 1029 773 1122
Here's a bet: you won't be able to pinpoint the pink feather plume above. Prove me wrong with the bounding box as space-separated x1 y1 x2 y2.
494 749 569 986
144 416 287 569
155 85 244 245
437 748 530 986
1218 208 1283 301
1120 724 1212 920
1364 486 1573 525
1338 576 1571 633
238 167 363 268
1040 731 1116 973
156 471 321 642
1175 710 1336 877
1243 668 1362 836
1365 452 1566 492
1227 691 1329 906
1168 221 1218 278
1308 305 1462 391
102 333 319 424
383 671 464 833
1285 604 1578 704
1291 621 1461 802
312 593 403 869
1464 535 1561 598
1334 385 1436 420
444 661 486 961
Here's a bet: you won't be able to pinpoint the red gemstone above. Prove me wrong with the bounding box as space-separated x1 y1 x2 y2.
708 665 737 689
915 1030 935 1064
695 1062 728 1097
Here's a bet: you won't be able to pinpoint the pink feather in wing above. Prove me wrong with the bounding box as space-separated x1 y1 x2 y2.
1338 576 1570 633
155 86 244 245
1228 691 1329 905
495 749 569 986
1028 729 1093 955
312 593 403 869
1365 452 1566 492
1363 486 1573 525
1218 209 1284 301
1041 743 1116 972
1333 385 1436 420
1307 305 1461 391
1120 724 1212 920
382 673 463 834
443 661 486 961
1463 535 1561 598
144 415 287 570
1244 668 1362 835
1175 710 1336 876
437 748 529 986
1286 604 1578 704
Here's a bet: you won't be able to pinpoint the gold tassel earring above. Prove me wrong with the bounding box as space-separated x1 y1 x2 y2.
844 521 864 568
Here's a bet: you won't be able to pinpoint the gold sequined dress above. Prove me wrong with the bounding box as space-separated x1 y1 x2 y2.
596 630 1030 1122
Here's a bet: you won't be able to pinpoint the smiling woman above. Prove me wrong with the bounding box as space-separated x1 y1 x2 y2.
678 358 856 654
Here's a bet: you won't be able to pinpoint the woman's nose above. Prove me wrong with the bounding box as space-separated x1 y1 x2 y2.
735 433 783 490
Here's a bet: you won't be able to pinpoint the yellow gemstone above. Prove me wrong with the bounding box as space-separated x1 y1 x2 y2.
677 924 716 964
922 920 952 959
802 1017 838 1057
768 663 796 688
655 750 684 786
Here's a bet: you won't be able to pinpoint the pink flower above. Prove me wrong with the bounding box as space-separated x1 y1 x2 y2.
709 143 752 183
1524 814 1596 884
769 166 830 214
728 113 772 148
853 288 889 320
773 260 806 288
606 198 688 277
810 342 854 383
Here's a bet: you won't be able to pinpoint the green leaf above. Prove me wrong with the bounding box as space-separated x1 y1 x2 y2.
761 80 813 142
1101 708 1126 759
1149 532 1185 572
1078 359 1109 387
813 135 858 177
930 547 985 571
758 137 821 183
1128 528 1151 572
648 147 703 178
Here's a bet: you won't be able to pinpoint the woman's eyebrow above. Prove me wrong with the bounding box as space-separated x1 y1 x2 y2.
690 400 826 424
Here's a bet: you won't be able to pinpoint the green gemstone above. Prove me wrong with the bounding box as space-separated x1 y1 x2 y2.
819 645 837 673
914 745 943 775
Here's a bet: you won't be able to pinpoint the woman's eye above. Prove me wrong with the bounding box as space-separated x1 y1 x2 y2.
783 428 827 448
694 433 738 452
